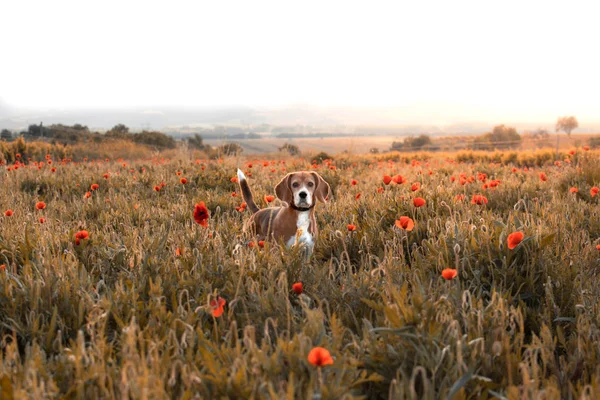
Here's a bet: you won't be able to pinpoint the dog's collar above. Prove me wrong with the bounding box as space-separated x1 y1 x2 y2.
291 203 315 212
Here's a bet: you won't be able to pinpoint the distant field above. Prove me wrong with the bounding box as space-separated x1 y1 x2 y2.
204 135 397 154
205 133 600 155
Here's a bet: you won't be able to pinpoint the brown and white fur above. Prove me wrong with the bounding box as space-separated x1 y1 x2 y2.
237 168 330 256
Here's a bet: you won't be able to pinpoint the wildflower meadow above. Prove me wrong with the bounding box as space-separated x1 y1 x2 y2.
2 141 600 399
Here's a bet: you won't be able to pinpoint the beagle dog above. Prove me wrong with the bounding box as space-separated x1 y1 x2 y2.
237 168 330 255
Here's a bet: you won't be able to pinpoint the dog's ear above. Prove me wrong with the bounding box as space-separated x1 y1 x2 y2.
275 173 293 204
311 172 330 203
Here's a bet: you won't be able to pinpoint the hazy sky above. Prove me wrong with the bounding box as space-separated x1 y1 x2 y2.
2 0 599 123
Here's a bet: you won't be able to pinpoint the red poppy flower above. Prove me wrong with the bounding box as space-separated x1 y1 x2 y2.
411 182 420 192
377 187 384 193
75 230 89 240
413 197 426 207
307 347 334 367
176 171 182 176
441 268 458 280
180 178 188 184
392 175 406 184
230 176 238 183
355 193 361 200
91 183 99 191
264 195 275 203
4 210 13 217
292 282 303 294
347 224 357 231
39 218 46 224
103 173 109 179
258 240 265 248
592 187 600 197
570 187 578 193
36 201 46 210
569 149 576 155
471 195 488 205
583 146 590 151
193 202 210 227
507 231 524 250
539 173 548 182
0 264 5 271
51 168 56 173
210 297 226 317
175 248 183 256
248 241 255 248
383 175 392 185
455 194 465 202
350 179 358 186
596 244 600 251
394 216 415 231
84 191 92 199
154 186 161 192
74 230 89 245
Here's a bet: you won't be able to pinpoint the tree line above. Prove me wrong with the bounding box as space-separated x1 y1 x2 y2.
389 117 581 152
1 123 179 150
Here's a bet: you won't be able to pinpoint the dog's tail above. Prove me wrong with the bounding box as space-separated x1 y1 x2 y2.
237 168 260 214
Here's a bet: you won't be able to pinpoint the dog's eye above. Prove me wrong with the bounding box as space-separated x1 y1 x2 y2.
292 182 300 188
307 182 314 187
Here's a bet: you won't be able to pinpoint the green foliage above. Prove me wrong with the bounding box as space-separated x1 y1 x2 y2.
105 124 132 140
27 123 51 137
187 133 205 150
1 129 13 142
132 130 177 149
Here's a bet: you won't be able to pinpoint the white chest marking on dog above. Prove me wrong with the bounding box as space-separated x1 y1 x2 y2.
286 211 313 248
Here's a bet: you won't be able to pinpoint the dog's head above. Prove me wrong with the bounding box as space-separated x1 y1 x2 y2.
275 171 330 209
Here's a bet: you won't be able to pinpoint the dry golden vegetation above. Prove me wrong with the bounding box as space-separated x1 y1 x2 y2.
2 139 600 399
203 133 600 155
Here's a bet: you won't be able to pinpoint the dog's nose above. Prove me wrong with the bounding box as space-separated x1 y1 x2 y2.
299 191 307 199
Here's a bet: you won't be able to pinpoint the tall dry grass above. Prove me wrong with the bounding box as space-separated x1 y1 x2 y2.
1 145 600 398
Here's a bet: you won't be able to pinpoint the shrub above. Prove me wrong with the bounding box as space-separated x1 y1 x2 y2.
187 133 205 150
312 151 333 163
390 134 432 151
279 143 300 156
217 142 243 156
132 130 177 149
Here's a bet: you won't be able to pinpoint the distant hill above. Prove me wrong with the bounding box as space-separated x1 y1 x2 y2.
1 103 600 136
